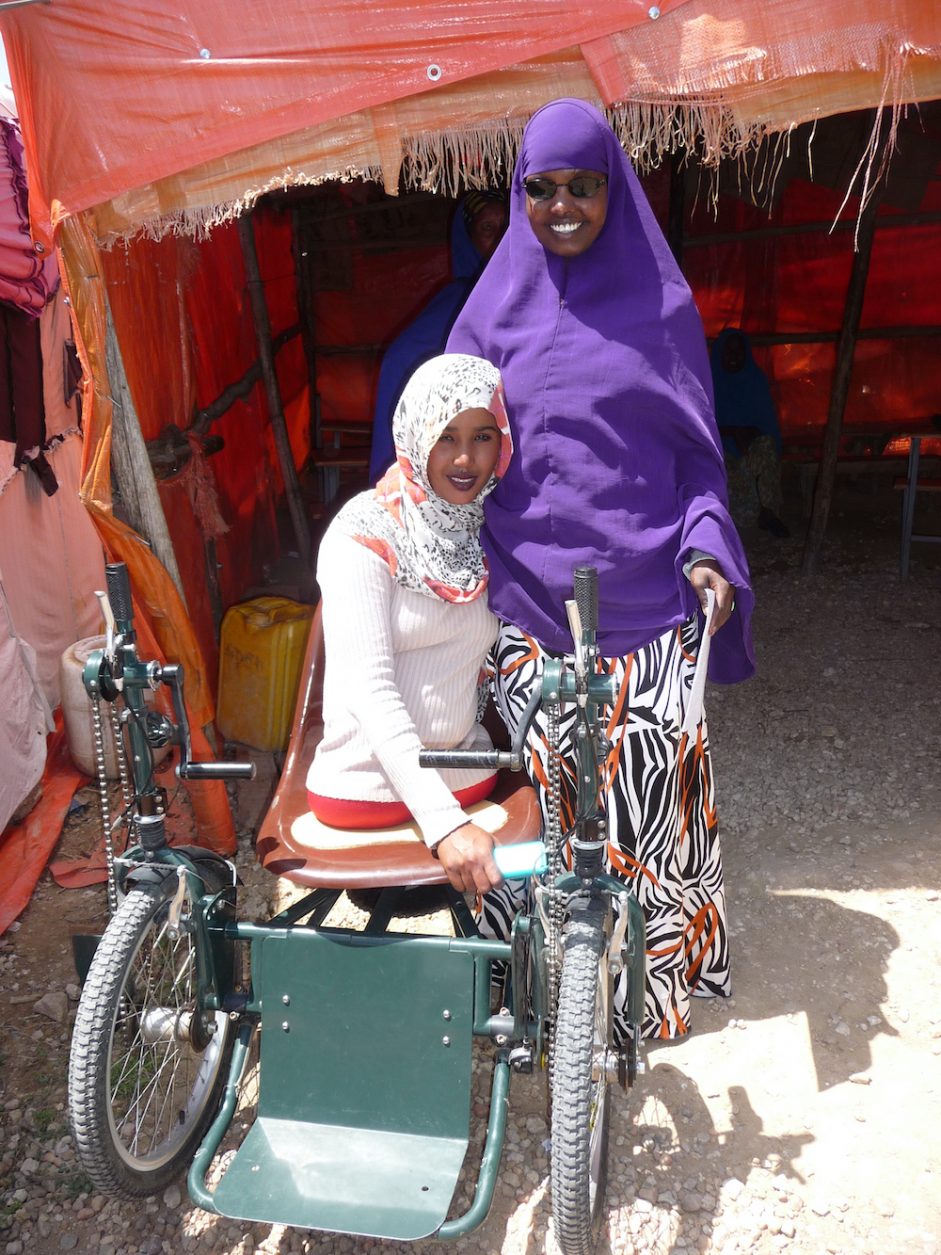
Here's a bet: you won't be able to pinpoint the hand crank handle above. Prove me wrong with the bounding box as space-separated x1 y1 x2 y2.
573 565 598 639
419 749 521 771
105 562 134 629
180 761 256 780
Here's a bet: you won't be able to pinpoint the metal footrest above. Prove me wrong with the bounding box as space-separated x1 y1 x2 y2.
212 1118 468 1239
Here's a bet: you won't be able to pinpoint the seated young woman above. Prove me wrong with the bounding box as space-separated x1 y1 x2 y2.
306 353 513 896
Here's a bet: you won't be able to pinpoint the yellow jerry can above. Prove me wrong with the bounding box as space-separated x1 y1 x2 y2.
217 596 314 752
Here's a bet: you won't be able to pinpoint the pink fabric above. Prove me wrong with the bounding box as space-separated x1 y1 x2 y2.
0 436 106 705
0 594 52 835
40 288 79 441
0 118 57 316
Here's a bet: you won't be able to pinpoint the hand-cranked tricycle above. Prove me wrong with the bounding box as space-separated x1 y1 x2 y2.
67 561 646 1254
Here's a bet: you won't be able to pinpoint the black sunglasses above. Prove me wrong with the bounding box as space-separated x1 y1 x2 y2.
523 175 607 201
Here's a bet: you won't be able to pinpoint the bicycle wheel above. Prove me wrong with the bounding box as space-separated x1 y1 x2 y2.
550 906 613 1255
68 876 234 1198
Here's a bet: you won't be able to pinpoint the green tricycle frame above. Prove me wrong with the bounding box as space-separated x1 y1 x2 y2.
67 562 646 1255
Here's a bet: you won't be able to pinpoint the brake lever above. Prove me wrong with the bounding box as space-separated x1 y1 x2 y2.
565 598 586 684
95 589 117 663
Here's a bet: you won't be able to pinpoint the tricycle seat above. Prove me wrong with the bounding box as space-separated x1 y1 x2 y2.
256 603 541 889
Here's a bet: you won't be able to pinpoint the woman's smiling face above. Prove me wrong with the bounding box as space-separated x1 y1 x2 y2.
426 407 502 504
524 167 608 258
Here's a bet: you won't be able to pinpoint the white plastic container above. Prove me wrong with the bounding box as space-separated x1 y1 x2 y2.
59 635 168 779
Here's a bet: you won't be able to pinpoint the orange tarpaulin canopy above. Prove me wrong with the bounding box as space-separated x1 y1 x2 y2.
2 1 939 244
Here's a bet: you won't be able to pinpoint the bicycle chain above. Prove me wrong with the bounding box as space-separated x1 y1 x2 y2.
90 688 118 916
544 696 564 1093
91 685 132 917
110 696 134 815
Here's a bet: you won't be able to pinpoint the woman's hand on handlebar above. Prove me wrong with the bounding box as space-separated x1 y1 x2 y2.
689 560 735 634
434 823 503 894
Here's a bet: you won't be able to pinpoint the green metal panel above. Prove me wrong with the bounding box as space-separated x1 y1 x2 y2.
207 927 477 1238
254 928 473 1136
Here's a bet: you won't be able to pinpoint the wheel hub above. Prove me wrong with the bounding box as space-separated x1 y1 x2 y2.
592 1046 624 1085
138 1007 195 1045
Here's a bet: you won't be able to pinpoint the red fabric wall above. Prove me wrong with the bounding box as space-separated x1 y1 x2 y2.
103 206 311 680
683 146 941 438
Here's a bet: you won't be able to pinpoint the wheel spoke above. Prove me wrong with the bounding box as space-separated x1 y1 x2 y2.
112 922 219 1161
122 1039 178 1154
173 947 196 992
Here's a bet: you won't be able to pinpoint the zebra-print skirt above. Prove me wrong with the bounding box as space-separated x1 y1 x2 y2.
483 618 731 1041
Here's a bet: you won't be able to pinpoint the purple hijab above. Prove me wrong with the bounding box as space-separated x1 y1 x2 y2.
447 98 754 683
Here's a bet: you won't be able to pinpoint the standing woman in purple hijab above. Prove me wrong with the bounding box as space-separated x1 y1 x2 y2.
448 98 755 1043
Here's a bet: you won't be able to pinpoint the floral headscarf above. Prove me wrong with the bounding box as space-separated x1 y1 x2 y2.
335 354 512 603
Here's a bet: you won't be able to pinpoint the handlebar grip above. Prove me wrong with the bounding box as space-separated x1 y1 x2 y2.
419 750 517 770
179 761 257 780
106 562 134 623
573 565 598 636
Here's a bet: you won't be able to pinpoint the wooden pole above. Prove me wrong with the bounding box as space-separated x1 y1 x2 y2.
104 298 187 605
203 536 224 636
683 208 941 250
736 326 941 347
192 323 300 434
667 146 686 267
237 213 313 564
291 204 322 452
801 176 887 575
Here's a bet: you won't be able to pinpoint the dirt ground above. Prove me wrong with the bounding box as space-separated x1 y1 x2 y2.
1 478 940 1255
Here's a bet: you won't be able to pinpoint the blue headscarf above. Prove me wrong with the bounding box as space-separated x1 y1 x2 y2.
710 328 782 458
368 196 501 483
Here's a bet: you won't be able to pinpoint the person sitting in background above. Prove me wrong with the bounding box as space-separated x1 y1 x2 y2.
710 327 790 538
367 191 508 483
308 353 513 895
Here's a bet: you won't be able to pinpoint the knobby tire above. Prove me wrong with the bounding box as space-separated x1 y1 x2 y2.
68 877 233 1198
550 906 612 1255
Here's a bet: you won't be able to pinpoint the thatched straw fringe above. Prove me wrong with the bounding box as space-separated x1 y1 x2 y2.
832 53 912 246
396 101 768 199
103 162 384 247
402 119 526 196
100 43 921 246
130 203 233 245
399 100 789 209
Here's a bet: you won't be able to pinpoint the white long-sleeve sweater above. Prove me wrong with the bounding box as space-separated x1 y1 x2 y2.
306 528 499 847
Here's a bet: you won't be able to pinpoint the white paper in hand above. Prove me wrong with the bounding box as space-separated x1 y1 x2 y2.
682 587 715 735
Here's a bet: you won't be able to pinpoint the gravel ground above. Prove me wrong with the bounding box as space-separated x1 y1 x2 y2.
1 482 940 1255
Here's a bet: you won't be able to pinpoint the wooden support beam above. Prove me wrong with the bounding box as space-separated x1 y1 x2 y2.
105 298 187 606
292 204 322 451
238 213 312 564
683 209 941 249
802 176 887 575
192 323 299 434
667 147 686 267
739 326 941 347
